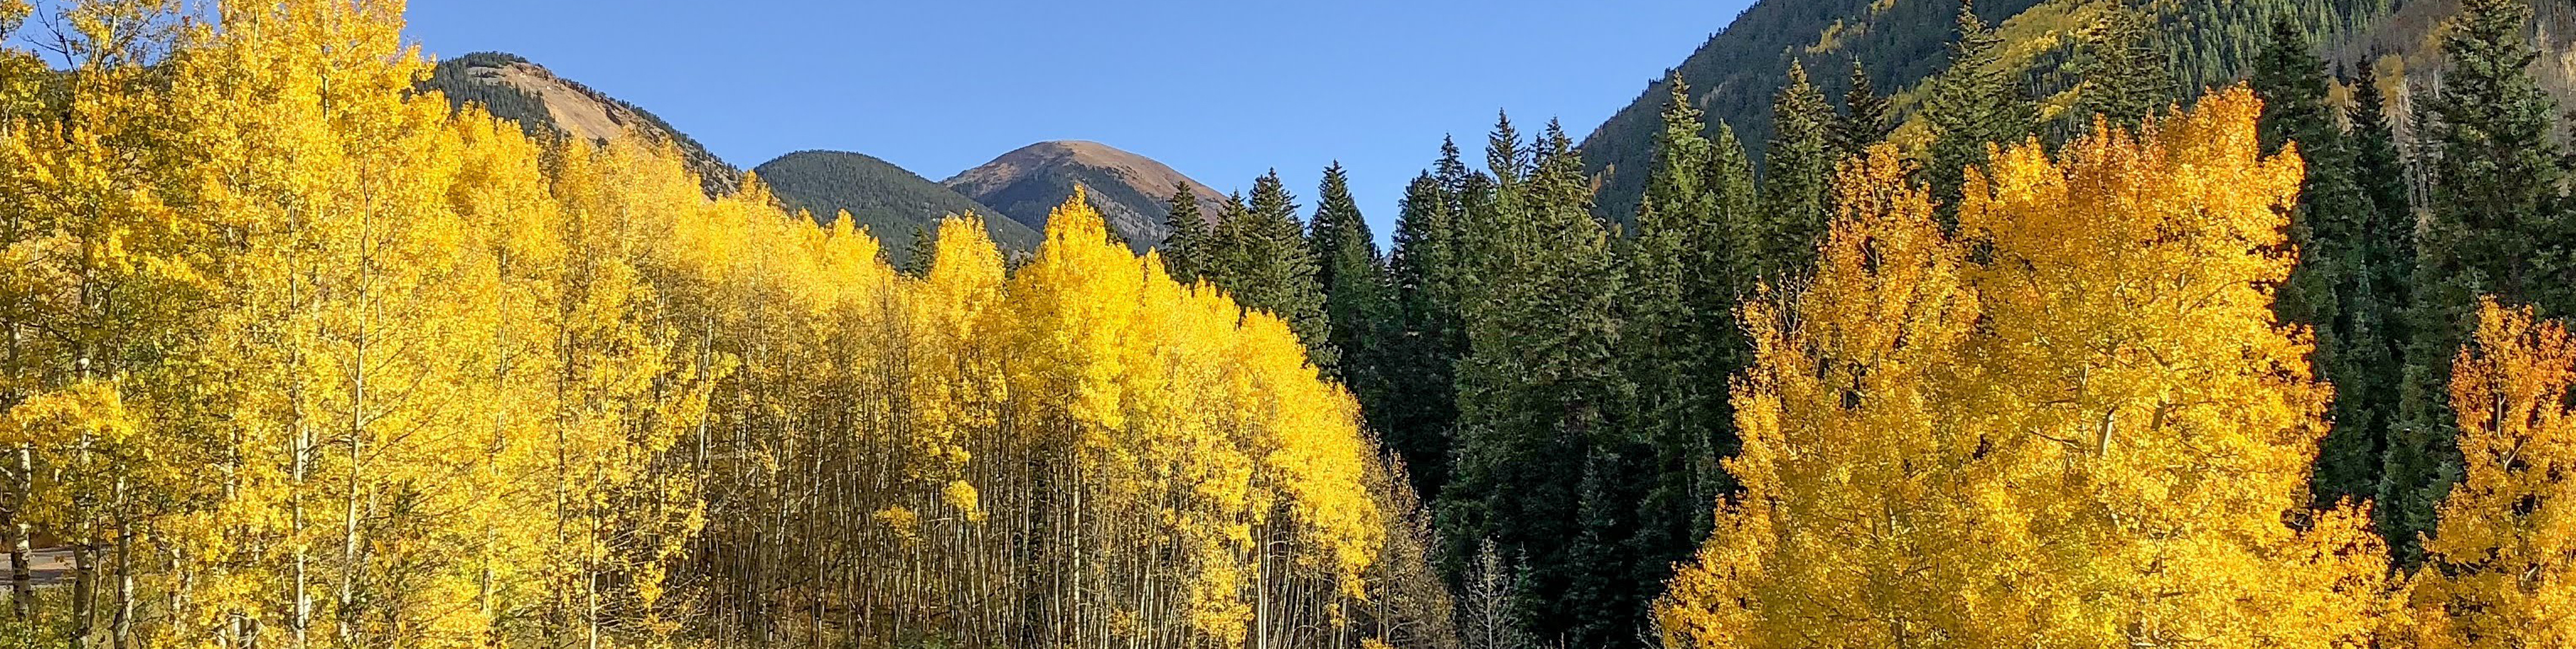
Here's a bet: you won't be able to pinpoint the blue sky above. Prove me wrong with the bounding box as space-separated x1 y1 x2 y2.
400 0 1755 239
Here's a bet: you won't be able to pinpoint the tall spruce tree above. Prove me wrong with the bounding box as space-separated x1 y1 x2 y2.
1386 161 1465 498
1440 115 1628 647
1833 58 1891 161
2251 20 2404 509
1311 162 1395 407
899 222 937 276
2390 0 2569 565
2072 2 2172 129
1616 72 1749 648
1385 137 1482 500
1160 181 1209 283
1708 123 1762 288
1218 171 1337 371
1923 0 2030 222
1759 61 1834 282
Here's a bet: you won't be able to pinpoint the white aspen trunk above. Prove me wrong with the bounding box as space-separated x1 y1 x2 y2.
110 478 133 649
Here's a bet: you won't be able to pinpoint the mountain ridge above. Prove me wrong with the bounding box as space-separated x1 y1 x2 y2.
1577 0 2576 224
944 140 1229 249
423 51 744 197
753 150 1044 260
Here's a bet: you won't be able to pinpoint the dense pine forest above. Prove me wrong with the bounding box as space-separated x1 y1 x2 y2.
10 0 2576 648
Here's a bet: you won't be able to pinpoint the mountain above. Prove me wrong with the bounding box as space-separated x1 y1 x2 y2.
753 150 1044 257
1578 0 2576 224
943 141 1228 249
423 51 743 197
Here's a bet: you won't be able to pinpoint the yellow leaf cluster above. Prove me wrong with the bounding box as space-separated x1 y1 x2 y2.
2394 299 2576 648
1658 89 2388 649
0 3 1415 648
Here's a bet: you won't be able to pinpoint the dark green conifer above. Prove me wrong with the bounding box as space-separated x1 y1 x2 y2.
1618 72 1746 640
1386 162 1464 498
1923 0 2030 222
2251 19 2396 510
2073 2 2172 128
1160 182 1209 283
2388 0 2569 565
899 222 936 276
1310 162 1395 403
1229 171 1337 370
1832 58 1891 160
1760 61 1834 282
1440 116 1627 647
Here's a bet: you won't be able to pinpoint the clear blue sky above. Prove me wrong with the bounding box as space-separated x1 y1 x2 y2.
400 1 1755 239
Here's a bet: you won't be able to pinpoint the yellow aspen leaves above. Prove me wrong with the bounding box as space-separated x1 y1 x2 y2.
1658 89 2388 649
0 2 1414 645
2395 299 2576 648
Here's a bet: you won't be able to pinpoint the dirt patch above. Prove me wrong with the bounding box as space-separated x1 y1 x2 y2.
481 62 630 144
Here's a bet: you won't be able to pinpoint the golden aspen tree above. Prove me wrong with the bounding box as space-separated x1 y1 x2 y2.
2396 300 2576 648
1659 92 2390 649
160 2 536 646
0 3 203 645
1656 146 1990 649
1955 92 2385 648
0 2 1420 645
0 0 37 623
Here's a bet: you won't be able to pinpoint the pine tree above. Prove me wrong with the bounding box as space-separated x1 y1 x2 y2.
1923 0 2031 222
1708 123 1761 288
1216 170 1336 370
1832 58 1891 161
1440 114 1630 645
2250 18 2402 508
1207 190 1252 286
900 222 937 276
1758 61 1834 282
1618 71 1748 645
1385 172 1460 499
2072 2 2173 129
1160 181 1209 283
2389 0 2569 565
1310 162 1394 403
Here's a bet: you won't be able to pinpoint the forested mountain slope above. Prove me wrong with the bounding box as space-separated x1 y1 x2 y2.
754 150 1044 260
1578 0 2576 224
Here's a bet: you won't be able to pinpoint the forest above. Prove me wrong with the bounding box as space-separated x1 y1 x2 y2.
5 0 2576 648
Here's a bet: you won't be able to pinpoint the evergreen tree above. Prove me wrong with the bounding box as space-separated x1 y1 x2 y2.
2072 2 2172 129
1160 181 1209 283
900 222 937 276
2352 57 2413 251
1217 171 1337 371
1208 191 1251 286
1758 61 1834 282
1708 123 1761 286
2250 18 2402 509
1311 162 1395 405
1617 72 1751 645
1386 171 1461 499
1832 58 1891 161
1922 0 2031 222
1440 115 1628 647
2389 0 2569 565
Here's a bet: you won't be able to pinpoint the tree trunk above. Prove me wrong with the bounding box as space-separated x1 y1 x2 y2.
6 443 29 619
111 478 133 649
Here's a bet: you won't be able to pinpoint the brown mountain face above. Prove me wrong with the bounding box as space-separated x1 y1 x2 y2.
422 52 743 197
943 141 1227 249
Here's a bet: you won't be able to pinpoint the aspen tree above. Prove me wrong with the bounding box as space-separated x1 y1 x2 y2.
2397 300 2576 648
1659 91 2390 649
